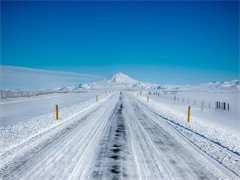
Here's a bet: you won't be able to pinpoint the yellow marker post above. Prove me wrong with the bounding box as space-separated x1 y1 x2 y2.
56 105 58 120
96 95 98 102
147 96 149 103
187 106 191 123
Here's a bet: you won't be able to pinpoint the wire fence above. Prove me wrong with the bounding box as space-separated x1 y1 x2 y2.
0 90 57 99
147 91 231 111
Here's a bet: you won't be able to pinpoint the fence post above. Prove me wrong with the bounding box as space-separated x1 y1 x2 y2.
188 106 191 123
56 105 58 120
147 96 149 103
96 95 98 102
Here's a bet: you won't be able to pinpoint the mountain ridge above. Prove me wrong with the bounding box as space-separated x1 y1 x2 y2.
57 73 240 91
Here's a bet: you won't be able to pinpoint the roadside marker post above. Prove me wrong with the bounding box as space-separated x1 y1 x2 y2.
96 95 98 102
187 106 191 123
56 105 58 120
147 96 149 103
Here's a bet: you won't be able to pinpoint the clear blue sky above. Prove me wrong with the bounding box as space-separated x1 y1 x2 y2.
1 1 239 86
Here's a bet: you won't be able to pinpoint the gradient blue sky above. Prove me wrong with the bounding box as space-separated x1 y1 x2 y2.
1 1 239 88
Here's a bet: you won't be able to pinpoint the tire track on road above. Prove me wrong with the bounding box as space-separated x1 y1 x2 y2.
91 92 133 180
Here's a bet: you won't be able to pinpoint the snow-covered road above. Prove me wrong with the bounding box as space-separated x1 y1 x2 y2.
0 92 238 179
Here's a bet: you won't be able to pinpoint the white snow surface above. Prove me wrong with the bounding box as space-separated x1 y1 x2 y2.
0 91 106 126
0 92 110 153
0 92 239 179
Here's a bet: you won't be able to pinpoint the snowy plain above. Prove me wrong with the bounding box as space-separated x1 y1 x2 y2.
140 90 240 132
0 91 107 126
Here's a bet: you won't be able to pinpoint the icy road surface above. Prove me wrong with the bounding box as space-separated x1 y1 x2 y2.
0 92 238 179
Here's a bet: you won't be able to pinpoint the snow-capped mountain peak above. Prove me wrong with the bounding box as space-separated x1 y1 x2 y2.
106 72 139 84
59 72 155 91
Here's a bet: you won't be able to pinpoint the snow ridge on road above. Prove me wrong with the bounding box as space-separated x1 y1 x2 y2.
0 92 109 154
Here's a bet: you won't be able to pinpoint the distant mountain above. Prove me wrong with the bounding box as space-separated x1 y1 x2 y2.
75 72 158 90
199 80 240 90
57 73 240 91
106 72 139 84
158 80 240 91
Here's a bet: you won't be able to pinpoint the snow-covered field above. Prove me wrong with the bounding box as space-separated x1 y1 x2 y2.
0 91 106 126
0 91 239 179
140 90 240 132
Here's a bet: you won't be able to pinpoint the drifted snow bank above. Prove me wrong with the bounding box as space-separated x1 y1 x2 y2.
0 93 112 155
